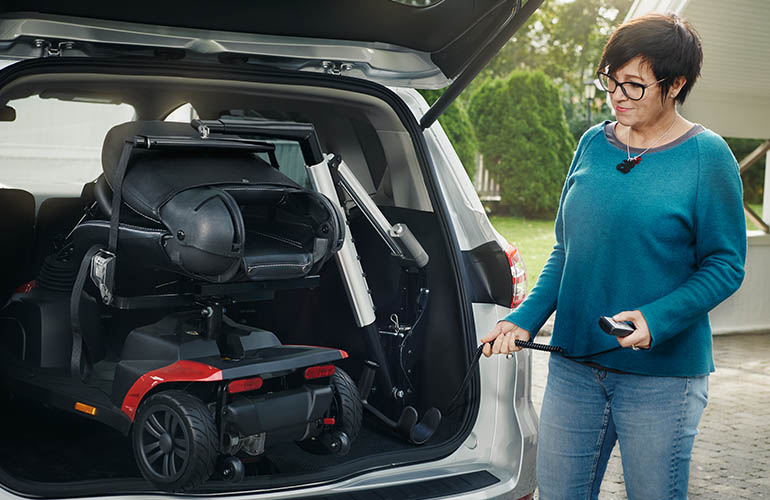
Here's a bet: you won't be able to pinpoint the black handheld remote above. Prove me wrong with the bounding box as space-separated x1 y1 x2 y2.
599 316 635 337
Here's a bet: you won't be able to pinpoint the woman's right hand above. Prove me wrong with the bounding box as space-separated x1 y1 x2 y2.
481 321 531 357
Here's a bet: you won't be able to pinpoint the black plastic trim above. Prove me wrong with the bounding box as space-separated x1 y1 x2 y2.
225 470 500 499
462 241 514 307
1 366 132 435
0 58 481 497
0 470 499 500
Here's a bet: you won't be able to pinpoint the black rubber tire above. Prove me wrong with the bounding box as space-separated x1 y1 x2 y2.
299 368 362 455
131 390 218 492
330 368 363 447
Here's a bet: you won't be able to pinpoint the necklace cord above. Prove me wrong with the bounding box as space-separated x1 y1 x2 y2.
626 115 678 161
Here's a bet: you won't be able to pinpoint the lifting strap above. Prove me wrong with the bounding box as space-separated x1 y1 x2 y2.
70 244 104 382
70 140 134 381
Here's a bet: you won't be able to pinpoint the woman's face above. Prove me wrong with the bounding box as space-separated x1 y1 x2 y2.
607 56 670 129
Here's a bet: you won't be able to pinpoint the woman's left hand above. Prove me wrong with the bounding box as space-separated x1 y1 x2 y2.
611 310 652 350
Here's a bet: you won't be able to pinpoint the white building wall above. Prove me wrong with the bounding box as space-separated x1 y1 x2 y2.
710 233 770 334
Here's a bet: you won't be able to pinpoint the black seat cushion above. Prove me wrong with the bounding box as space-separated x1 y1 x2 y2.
101 121 295 222
71 120 345 286
243 230 314 280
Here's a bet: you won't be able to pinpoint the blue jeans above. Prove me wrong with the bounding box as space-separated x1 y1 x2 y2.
537 354 708 500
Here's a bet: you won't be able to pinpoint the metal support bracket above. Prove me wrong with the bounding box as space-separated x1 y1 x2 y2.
332 155 429 268
90 249 116 305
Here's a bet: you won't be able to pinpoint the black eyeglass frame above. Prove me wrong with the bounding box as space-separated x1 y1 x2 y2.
596 72 668 101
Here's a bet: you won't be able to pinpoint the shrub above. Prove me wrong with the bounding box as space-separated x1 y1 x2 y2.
418 89 478 179
468 70 575 218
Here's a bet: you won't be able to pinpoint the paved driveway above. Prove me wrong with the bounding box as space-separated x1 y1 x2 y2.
529 332 770 499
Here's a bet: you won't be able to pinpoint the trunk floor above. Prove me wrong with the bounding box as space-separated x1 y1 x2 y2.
0 391 462 485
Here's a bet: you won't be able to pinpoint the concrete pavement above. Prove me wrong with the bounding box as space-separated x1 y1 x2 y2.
529 330 770 499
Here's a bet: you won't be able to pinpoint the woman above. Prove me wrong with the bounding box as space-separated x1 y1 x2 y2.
481 13 747 500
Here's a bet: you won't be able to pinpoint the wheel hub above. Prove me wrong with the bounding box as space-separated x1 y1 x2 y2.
159 433 173 453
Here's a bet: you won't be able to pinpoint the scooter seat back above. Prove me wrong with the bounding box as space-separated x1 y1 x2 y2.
76 121 344 284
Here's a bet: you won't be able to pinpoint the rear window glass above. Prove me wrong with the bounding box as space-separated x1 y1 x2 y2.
0 95 136 198
256 141 311 189
219 113 312 189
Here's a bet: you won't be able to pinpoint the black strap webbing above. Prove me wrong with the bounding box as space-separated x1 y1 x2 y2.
108 141 135 254
70 244 104 382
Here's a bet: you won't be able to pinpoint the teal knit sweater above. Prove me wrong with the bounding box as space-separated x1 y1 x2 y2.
503 121 747 377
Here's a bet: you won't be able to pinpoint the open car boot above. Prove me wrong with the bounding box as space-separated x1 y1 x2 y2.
192 119 442 446
0 120 358 492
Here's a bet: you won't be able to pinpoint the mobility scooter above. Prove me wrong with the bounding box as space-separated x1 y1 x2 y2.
0 120 363 491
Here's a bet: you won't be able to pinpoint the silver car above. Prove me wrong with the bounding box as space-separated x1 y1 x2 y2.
0 1 539 498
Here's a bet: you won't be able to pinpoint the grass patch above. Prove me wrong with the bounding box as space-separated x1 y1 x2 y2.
489 215 555 289
492 203 765 288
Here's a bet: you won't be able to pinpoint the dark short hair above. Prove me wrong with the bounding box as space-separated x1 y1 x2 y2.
597 13 703 105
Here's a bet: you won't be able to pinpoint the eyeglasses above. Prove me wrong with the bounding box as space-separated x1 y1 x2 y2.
596 72 667 101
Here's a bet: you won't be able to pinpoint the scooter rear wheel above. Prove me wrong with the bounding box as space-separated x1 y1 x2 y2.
132 390 217 492
299 368 362 455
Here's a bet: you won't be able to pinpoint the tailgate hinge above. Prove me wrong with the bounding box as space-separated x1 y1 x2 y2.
321 60 353 76
33 39 75 57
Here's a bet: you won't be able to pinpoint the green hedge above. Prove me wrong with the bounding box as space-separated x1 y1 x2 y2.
468 70 575 218
418 89 478 179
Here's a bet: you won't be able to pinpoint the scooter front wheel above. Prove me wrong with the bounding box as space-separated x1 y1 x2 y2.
132 390 218 492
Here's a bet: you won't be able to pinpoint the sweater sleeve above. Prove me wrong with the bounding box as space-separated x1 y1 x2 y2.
500 127 597 337
638 135 747 348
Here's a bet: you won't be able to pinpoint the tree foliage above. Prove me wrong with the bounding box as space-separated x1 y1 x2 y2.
724 137 766 204
463 0 634 142
472 0 634 92
418 89 478 179
468 70 576 218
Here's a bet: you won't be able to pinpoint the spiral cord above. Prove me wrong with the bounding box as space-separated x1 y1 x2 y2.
445 339 620 413
513 340 563 353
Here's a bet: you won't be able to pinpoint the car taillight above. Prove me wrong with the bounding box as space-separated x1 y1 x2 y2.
304 365 336 380
228 377 263 394
505 242 528 308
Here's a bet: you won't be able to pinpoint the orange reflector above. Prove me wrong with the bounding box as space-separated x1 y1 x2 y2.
323 417 336 425
304 364 335 380
228 377 263 394
74 402 97 416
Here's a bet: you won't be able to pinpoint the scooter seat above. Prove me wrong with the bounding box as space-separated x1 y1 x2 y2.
69 121 344 285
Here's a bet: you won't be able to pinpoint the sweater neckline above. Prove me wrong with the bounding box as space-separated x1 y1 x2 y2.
603 120 705 155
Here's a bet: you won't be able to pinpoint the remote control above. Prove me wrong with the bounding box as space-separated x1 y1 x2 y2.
599 316 635 337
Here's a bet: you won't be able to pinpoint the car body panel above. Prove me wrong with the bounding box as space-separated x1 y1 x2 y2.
0 0 520 88
395 88 503 252
0 26 537 500
0 1 544 125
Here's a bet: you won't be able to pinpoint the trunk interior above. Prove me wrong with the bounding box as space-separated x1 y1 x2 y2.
0 62 474 495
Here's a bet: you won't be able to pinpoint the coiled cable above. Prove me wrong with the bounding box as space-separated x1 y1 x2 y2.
445 340 621 413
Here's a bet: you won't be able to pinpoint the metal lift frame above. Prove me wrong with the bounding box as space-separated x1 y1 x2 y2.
191 119 441 444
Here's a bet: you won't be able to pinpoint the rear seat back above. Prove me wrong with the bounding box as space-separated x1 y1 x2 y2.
0 189 35 303
33 197 89 274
